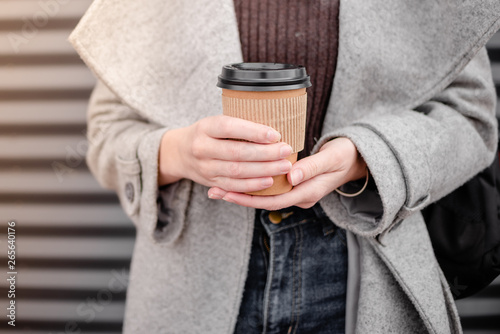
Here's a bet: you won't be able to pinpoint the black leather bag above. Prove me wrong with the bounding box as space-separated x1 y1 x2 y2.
422 146 500 299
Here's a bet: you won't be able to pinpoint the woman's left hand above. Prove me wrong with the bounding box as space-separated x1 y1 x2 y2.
207 137 367 210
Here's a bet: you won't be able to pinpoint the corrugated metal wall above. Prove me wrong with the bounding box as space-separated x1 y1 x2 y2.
0 1 130 333
0 1 498 333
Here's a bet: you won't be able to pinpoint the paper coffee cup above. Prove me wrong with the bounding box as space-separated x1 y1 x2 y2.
217 63 311 196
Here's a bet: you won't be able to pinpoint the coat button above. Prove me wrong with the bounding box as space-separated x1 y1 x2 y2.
268 211 282 224
125 182 134 202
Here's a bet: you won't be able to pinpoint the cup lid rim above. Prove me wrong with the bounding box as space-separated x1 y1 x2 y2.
217 62 312 91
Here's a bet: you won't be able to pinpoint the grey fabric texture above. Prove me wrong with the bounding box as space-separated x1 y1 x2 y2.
70 0 500 333
345 232 361 334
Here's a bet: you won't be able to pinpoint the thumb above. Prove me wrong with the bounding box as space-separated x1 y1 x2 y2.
288 150 333 186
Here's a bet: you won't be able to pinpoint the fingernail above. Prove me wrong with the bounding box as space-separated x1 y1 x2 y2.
222 196 234 203
280 145 293 159
208 188 226 200
291 169 303 185
209 193 222 200
261 177 273 187
280 160 293 173
267 130 281 142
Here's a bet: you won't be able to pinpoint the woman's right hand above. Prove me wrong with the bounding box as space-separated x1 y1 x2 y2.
158 115 293 193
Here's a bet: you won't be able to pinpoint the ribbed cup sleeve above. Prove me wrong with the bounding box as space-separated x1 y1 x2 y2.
221 93 308 153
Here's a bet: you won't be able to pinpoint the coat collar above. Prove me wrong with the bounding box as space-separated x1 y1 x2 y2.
70 0 243 127
322 0 500 132
70 0 500 130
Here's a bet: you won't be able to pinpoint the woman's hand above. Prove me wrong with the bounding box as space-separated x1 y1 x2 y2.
207 137 367 210
158 115 294 193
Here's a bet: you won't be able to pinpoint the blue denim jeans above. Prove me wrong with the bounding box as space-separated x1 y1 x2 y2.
234 204 348 334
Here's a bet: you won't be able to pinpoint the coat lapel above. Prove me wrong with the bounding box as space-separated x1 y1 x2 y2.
72 0 500 136
323 0 500 134
70 0 242 127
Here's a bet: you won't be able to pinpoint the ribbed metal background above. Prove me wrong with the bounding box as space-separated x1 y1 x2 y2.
0 1 498 333
0 1 129 333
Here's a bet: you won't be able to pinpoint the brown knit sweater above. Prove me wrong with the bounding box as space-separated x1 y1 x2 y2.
233 0 340 158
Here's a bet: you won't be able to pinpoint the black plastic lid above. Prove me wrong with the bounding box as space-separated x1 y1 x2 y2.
217 63 312 91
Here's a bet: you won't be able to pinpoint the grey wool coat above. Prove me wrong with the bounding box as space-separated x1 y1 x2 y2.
70 1 500 333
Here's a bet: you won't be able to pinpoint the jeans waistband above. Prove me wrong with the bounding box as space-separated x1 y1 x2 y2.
256 203 336 236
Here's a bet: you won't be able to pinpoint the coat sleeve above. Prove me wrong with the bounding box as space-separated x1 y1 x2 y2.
316 47 498 238
85 80 174 239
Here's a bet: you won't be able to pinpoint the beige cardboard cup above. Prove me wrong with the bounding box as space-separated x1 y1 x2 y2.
221 86 308 195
